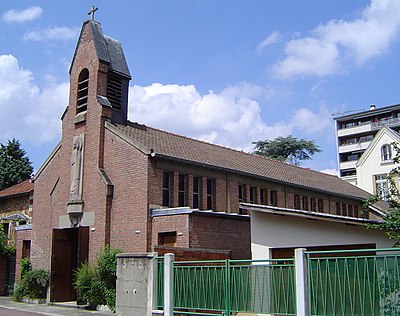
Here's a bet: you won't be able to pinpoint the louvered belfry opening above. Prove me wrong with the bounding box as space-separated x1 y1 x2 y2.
107 73 122 109
76 68 89 113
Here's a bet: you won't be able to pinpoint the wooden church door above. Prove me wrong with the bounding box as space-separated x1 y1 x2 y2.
50 226 89 302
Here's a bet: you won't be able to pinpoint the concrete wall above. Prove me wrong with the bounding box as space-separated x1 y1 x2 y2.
251 211 395 260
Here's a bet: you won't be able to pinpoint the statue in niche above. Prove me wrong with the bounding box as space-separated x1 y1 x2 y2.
70 134 84 199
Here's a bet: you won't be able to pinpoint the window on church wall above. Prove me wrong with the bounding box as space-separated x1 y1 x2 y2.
206 178 214 210
348 204 354 217
270 190 278 206
302 196 309 211
107 73 123 109
249 187 257 204
238 185 245 203
260 189 267 205
310 198 316 212
317 199 324 213
193 176 200 208
354 205 359 218
178 174 186 207
22 240 31 259
381 144 392 161
294 195 301 209
158 231 177 247
162 172 171 207
76 68 89 113
336 202 342 215
341 203 347 216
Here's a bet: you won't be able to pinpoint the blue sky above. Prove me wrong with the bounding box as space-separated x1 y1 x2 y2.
1 0 400 174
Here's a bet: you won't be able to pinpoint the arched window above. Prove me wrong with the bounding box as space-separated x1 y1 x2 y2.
76 69 89 113
381 144 392 161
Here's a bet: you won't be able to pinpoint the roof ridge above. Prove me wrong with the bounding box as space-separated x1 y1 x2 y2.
124 120 337 178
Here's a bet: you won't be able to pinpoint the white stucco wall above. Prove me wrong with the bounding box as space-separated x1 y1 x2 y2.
356 130 399 194
251 211 394 260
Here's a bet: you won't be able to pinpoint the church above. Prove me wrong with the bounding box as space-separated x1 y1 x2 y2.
18 17 390 302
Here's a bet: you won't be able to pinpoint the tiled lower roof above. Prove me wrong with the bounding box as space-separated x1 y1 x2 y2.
113 121 371 200
0 180 33 199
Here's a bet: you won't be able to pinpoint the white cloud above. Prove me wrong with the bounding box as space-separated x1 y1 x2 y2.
2 6 42 23
319 168 339 176
271 0 400 79
24 26 79 42
0 55 67 144
257 31 281 53
128 83 329 152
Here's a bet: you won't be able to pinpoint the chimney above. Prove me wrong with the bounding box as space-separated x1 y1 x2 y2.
370 104 376 110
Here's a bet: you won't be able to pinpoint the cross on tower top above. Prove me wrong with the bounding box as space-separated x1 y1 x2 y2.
88 6 98 21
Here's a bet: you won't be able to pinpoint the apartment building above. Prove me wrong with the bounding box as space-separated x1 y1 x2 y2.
334 103 400 189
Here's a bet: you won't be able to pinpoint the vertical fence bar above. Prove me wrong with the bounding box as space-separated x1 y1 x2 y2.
164 253 175 316
225 259 231 316
295 248 309 316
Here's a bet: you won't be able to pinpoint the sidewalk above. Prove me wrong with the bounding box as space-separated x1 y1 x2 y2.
0 297 112 316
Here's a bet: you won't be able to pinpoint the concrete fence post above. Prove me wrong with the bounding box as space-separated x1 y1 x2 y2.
116 252 157 316
164 253 175 316
295 248 309 316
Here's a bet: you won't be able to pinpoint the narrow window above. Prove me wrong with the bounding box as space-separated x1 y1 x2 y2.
76 69 89 113
270 190 278 206
178 174 186 207
294 195 301 209
107 73 123 109
162 172 170 207
193 176 200 208
318 199 324 212
238 185 244 203
341 203 347 216
22 240 31 259
206 178 214 210
260 189 267 205
348 204 354 217
249 187 257 204
381 144 392 161
302 196 309 211
310 198 316 212
336 202 341 216
354 205 359 218
375 174 388 199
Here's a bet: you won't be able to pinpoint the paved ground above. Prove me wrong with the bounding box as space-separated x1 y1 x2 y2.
0 297 112 316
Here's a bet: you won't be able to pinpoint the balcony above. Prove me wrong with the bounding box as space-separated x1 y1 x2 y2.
371 117 400 130
339 160 357 170
337 124 372 137
338 141 370 154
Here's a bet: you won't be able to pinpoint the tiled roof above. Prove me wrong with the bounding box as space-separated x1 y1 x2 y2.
113 122 371 200
0 180 33 199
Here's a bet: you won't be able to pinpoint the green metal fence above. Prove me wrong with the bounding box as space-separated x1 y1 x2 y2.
307 248 400 316
156 258 296 315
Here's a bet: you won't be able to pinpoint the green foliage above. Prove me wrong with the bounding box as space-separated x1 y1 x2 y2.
20 257 32 279
252 135 321 166
0 225 16 256
0 138 33 190
74 246 122 311
13 268 49 301
363 142 400 244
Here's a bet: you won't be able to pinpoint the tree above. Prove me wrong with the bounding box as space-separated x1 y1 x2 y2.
252 135 322 166
0 139 33 190
364 142 400 244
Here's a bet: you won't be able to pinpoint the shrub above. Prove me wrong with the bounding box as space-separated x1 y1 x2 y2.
74 246 122 311
12 268 49 301
20 257 32 279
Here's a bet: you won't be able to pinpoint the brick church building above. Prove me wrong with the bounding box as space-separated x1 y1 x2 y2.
22 18 385 302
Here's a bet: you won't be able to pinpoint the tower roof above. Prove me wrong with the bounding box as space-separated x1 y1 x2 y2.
70 20 131 78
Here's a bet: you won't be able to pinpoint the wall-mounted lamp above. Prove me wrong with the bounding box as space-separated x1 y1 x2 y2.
135 230 141 234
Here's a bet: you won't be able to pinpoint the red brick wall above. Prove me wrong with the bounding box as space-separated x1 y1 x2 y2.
15 229 31 279
151 214 190 248
103 128 150 253
190 213 251 259
154 246 230 260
